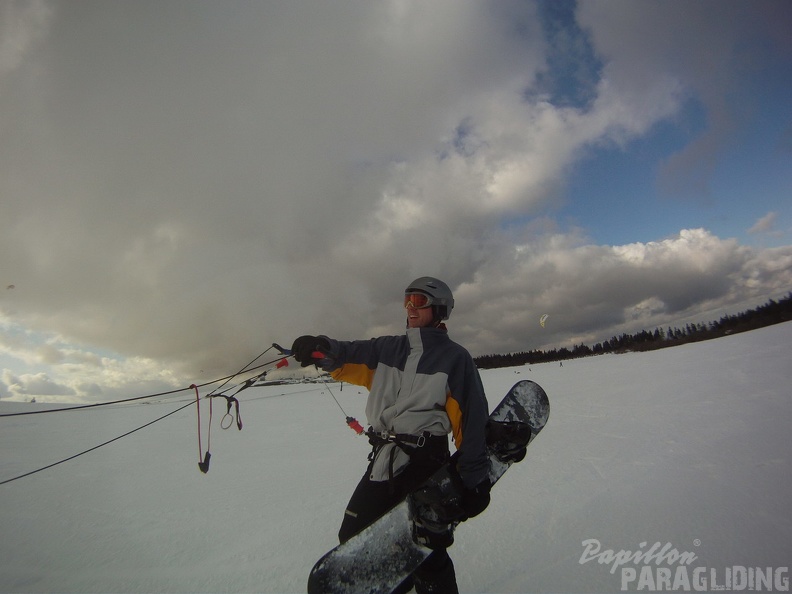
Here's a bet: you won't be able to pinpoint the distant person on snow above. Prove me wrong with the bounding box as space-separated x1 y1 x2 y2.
292 276 491 594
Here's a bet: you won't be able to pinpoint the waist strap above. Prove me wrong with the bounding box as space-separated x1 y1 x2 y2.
367 429 439 447
366 429 449 489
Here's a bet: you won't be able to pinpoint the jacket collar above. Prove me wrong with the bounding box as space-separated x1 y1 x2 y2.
406 325 449 349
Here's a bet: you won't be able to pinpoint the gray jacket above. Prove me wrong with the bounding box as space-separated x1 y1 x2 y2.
320 326 490 489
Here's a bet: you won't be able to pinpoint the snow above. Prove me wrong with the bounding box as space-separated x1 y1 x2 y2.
1 322 791 593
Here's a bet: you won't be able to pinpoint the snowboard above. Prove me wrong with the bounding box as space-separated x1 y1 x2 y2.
307 379 550 594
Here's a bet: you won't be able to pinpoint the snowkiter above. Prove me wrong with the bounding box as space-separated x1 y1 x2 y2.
292 276 491 594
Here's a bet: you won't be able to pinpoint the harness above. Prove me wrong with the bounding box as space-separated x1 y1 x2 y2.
366 428 450 490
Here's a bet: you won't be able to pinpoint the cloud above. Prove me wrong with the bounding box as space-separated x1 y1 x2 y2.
0 319 181 401
453 228 792 355
0 0 53 79
1 1 550 368
748 212 780 236
2 369 73 399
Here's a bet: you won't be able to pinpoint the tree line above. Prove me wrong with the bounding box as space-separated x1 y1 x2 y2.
474 293 792 369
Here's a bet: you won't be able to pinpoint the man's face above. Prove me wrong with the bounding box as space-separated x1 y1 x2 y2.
404 293 435 328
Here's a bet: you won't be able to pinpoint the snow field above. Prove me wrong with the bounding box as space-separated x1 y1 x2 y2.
1 322 791 592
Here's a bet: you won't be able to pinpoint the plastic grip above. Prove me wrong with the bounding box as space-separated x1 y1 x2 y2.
346 417 365 435
311 351 325 359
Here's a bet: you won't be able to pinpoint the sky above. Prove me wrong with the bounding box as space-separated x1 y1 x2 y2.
1 0 791 403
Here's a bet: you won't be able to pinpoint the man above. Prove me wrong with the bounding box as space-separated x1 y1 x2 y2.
292 276 491 594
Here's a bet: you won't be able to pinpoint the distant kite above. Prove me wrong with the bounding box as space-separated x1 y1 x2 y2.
6 284 14 290
539 313 549 328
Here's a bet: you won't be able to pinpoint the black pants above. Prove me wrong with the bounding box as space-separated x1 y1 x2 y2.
339 453 459 594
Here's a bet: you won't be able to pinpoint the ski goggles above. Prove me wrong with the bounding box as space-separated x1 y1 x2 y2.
404 292 434 309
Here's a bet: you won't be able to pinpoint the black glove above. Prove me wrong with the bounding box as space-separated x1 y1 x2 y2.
291 335 330 367
461 478 491 519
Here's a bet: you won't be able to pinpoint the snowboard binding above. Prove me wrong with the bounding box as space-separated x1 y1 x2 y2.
486 420 531 463
408 466 466 550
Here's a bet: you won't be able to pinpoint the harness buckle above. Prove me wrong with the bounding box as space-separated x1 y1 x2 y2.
416 433 426 448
